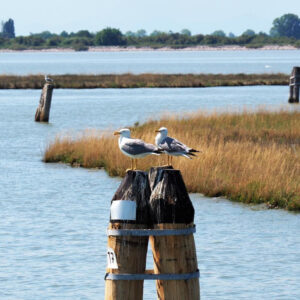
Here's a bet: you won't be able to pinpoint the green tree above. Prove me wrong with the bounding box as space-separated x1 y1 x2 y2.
203 35 219 44
1 18 15 38
211 30 226 37
191 34 204 44
46 36 63 46
95 28 125 45
76 30 93 38
136 29 147 37
242 29 256 36
270 14 300 38
21 36 45 47
181 29 191 36
150 30 165 36
31 31 53 39
60 31 69 38
235 34 255 45
125 31 135 37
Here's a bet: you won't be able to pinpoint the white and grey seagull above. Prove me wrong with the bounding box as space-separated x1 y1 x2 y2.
155 127 200 165
114 128 162 170
45 75 54 83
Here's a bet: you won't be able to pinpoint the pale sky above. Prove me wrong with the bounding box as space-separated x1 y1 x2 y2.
2 0 300 36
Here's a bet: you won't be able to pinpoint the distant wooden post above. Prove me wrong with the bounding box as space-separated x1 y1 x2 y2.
288 67 300 103
35 83 54 122
104 171 150 300
148 167 200 300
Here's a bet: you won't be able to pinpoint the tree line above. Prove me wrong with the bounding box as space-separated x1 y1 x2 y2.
1 14 300 50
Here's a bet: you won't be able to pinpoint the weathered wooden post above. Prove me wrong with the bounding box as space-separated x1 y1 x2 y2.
148 167 200 300
288 67 300 103
35 83 54 122
104 170 150 300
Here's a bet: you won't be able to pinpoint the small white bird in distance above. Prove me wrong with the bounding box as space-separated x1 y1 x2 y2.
155 127 201 165
114 128 163 171
45 75 54 83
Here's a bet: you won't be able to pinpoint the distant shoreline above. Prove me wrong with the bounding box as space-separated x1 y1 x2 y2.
0 45 298 53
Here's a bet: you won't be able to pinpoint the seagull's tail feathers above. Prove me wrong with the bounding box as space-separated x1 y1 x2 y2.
188 152 197 157
184 151 201 159
189 148 201 153
153 148 164 155
182 154 193 159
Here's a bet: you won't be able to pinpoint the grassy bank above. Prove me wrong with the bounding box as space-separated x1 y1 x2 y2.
44 110 300 211
0 73 289 89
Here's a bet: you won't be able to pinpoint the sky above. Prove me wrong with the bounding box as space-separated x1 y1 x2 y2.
2 0 300 36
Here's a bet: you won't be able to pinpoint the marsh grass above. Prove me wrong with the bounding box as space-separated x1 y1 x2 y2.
0 73 289 89
44 110 300 210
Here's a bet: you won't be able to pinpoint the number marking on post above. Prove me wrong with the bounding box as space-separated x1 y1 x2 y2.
107 247 118 269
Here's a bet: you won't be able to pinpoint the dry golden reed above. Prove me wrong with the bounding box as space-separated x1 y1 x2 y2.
44 110 300 210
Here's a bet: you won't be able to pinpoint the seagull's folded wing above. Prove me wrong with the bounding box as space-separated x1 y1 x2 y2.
121 139 158 155
160 136 189 153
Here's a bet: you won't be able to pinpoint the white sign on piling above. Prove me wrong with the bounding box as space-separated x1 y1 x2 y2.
110 200 136 221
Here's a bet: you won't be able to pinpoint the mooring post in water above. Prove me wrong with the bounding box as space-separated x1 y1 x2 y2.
35 83 54 122
104 170 150 300
289 66 300 103
148 167 200 300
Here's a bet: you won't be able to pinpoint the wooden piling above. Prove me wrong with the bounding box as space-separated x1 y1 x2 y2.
148 167 200 300
288 67 300 103
35 83 54 122
104 170 150 300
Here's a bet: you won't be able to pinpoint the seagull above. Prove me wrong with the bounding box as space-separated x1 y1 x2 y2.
155 127 200 165
114 128 162 170
45 75 54 83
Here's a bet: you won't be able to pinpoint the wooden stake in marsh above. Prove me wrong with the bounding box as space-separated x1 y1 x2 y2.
148 167 200 300
35 83 54 122
289 66 300 103
104 170 150 300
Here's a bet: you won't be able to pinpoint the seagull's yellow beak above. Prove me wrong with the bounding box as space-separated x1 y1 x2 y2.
113 131 120 136
155 130 160 133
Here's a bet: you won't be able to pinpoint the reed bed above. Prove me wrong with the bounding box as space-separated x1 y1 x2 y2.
0 73 289 89
44 110 300 210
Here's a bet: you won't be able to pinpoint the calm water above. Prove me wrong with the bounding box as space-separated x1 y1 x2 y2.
0 86 299 299
1 50 300 75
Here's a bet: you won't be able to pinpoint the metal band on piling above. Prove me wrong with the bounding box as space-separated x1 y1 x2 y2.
105 270 200 281
107 225 196 237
